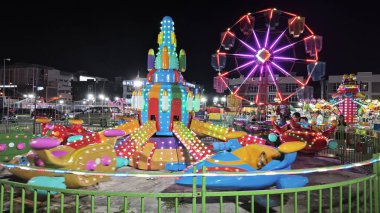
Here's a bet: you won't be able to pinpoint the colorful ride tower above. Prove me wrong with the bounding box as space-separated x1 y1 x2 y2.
331 74 366 124
132 16 199 135
117 16 212 170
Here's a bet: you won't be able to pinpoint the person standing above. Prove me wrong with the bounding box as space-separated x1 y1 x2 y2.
337 114 348 146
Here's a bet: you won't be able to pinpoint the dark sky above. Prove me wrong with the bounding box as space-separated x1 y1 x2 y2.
1 1 379 92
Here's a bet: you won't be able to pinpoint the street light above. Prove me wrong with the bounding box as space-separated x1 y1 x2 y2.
98 94 105 122
221 96 226 107
87 93 94 101
201 96 207 110
2 58 11 123
32 87 44 134
213 97 219 104
133 79 143 88
58 100 64 114
98 94 105 100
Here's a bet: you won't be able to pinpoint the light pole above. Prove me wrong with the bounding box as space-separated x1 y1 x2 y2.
213 96 219 106
99 94 105 126
32 86 44 134
3 58 11 123
87 94 94 126
221 96 226 108
201 97 207 110
59 100 64 117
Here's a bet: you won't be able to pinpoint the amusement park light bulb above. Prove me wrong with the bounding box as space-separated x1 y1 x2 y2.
87 93 94 100
256 48 271 63
134 79 143 88
115 97 120 101
221 97 226 102
213 97 219 103
201 97 207 103
99 94 105 100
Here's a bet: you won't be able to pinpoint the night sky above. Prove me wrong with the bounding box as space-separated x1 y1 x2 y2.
1 1 379 93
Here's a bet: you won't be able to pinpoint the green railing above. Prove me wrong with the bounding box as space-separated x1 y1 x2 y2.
0 154 379 213
319 130 380 172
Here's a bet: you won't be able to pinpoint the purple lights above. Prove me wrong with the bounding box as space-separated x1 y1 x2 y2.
86 160 96 171
102 156 112 166
30 137 61 150
148 137 185 149
214 8 320 104
0 144 7 152
16 143 26 150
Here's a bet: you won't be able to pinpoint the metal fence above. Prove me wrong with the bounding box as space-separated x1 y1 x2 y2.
0 158 379 213
319 130 380 172
0 120 117 135
0 130 379 212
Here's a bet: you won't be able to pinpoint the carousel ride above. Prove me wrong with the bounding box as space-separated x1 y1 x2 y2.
8 118 139 188
114 16 266 171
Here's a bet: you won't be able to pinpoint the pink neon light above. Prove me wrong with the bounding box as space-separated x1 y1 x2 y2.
223 60 256 75
264 20 271 47
221 31 228 46
273 56 315 63
269 9 274 20
271 62 304 86
273 56 299 61
255 65 264 103
229 31 257 52
233 64 259 94
229 53 255 58
266 65 283 101
272 41 298 54
252 28 261 49
269 29 287 50
245 15 251 24
237 15 246 24
304 24 315 35
282 11 297 17
304 63 317 85
256 8 272 14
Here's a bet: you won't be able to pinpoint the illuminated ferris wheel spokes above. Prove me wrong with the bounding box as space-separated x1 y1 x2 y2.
213 8 322 104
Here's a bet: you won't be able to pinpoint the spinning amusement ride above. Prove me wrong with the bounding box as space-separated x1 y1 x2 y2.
213 8 322 106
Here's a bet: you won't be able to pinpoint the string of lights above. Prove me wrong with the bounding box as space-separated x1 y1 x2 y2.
1 156 378 178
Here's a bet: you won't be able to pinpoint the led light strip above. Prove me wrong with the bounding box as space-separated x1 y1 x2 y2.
1 157 378 178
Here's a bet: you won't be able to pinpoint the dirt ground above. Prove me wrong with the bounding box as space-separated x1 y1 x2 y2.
0 154 371 213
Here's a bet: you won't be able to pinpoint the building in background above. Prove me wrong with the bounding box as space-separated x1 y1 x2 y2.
327 72 380 99
226 74 310 104
71 70 123 102
122 73 147 105
122 73 204 106
0 63 74 102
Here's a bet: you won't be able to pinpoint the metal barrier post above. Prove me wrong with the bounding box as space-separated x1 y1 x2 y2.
373 153 380 213
201 166 206 213
192 166 197 213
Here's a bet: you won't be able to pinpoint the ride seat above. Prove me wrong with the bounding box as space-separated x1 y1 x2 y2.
232 144 281 169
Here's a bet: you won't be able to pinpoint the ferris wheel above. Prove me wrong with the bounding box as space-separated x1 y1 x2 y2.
212 8 322 105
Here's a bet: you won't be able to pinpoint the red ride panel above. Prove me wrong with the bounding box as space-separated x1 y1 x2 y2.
170 99 182 131
148 98 160 130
